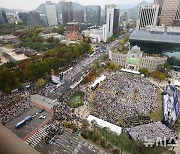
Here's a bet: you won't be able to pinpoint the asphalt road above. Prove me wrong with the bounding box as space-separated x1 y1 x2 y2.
59 52 108 99
47 131 106 154
6 106 51 139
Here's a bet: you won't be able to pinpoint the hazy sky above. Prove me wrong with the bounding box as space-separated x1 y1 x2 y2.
0 0 153 10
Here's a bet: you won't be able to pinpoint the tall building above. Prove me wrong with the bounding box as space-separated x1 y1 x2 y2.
113 8 120 34
18 12 42 26
86 5 101 26
106 7 114 37
105 4 116 21
40 14 48 26
159 0 180 26
106 6 119 35
45 1 58 26
136 4 159 29
120 12 129 28
173 2 180 26
0 10 8 24
60 1 73 25
73 10 84 24
154 0 164 15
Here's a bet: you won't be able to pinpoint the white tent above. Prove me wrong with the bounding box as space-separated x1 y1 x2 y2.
87 115 122 136
120 68 140 74
91 75 106 88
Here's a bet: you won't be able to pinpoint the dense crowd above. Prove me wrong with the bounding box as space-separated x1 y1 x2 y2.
53 92 82 124
0 92 32 124
126 122 176 144
87 72 159 126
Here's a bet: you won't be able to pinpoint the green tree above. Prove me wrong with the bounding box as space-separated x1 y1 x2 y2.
139 68 150 76
54 25 64 35
36 78 46 87
0 68 21 93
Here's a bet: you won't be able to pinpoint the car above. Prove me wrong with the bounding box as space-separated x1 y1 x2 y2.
39 115 46 119
25 83 31 89
39 109 45 113
32 112 38 118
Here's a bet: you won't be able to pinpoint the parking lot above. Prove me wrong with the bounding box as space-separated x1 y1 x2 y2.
6 106 51 139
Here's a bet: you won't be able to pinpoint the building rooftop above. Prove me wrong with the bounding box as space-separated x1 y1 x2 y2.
130 29 180 44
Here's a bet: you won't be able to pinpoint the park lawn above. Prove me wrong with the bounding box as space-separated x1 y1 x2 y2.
68 91 84 108
147 89 163 121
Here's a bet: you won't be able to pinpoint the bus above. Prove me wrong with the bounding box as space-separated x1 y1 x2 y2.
15 116 32 128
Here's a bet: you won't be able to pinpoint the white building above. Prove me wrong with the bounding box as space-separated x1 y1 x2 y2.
136 4 159 29
106 7 114 38
103 5 120 42
82 28 103 43
109 46 167 71
45 1 58 26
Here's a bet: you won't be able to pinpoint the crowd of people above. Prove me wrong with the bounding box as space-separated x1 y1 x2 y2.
0 92 32 124
126 121 176 144
53 88 82 125
86 72 159 126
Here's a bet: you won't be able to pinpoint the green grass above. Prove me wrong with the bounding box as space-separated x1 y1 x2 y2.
68 91 84 108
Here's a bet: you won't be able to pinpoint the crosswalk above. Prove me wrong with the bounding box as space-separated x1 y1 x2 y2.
25 123 55 148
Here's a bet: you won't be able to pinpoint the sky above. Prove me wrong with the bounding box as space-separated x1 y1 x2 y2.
0 0 153 10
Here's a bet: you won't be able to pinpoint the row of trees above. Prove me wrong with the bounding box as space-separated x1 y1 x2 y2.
0 41 92 93
82 61 119 84
0 23 27 35
139 62 172 81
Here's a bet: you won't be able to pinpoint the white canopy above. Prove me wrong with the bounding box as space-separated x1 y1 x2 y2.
91 75 106 88
87 115 122 136
120 68 140 74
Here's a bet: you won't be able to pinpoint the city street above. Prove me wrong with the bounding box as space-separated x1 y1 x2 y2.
6 106 51 139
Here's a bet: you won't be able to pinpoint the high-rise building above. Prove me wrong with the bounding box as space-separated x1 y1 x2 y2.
159 0 180 26
45 1 58 26
18 12 42 26
136 4 159 29
106 7 114 37
154 0 164 15
173 2 180 26
105 4 116 21
40 14 48 26
73 10 84 24
86 5 101 26
113 8 120 34
120 12 129 28
105 4 119 34
0 10 8 24
103 5 120 42
60 1 73 25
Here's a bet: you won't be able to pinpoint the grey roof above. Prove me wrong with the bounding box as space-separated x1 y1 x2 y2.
2 52 17 63
130 30 180 44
